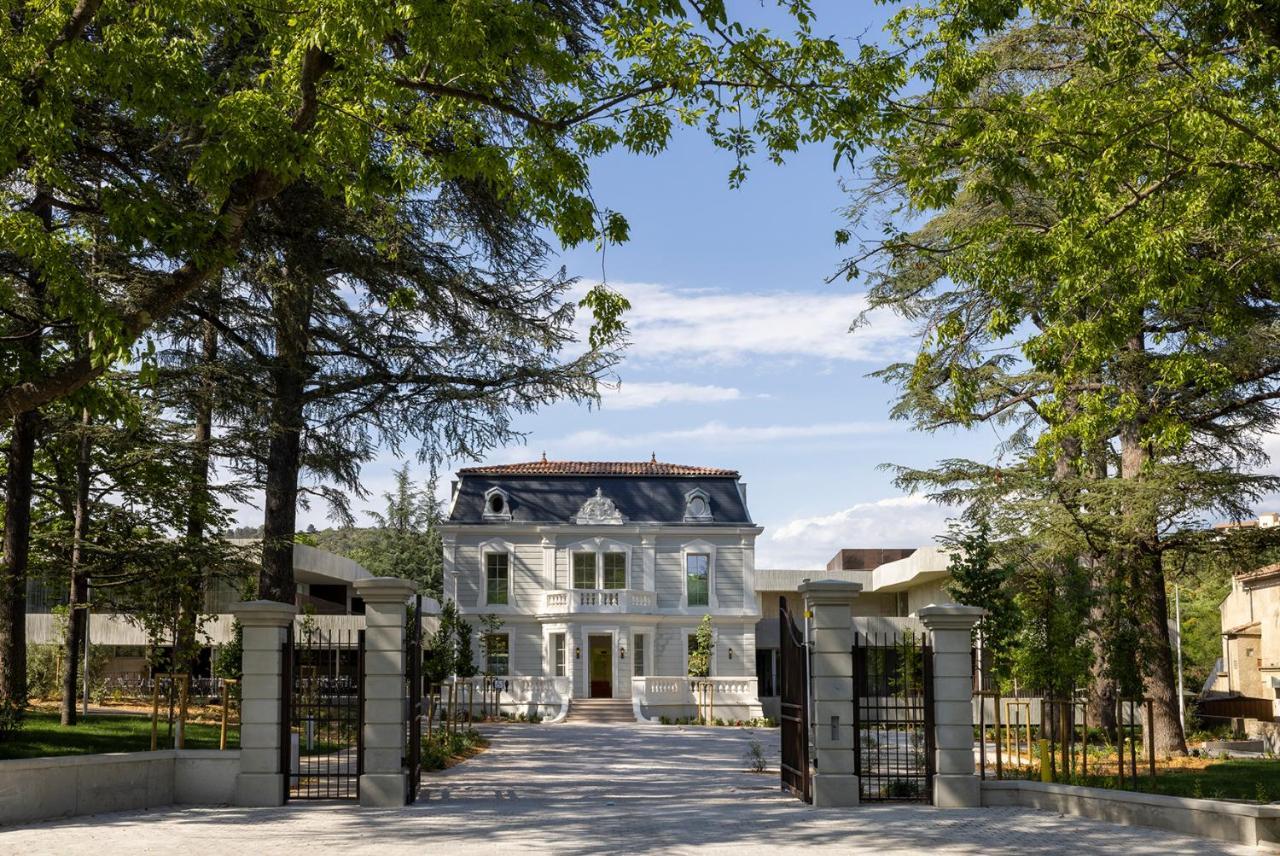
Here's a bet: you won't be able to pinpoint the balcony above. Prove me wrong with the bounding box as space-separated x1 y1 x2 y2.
543 588 656 614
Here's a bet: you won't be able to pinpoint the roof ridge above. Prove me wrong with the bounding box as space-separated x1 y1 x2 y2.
457 459 739 477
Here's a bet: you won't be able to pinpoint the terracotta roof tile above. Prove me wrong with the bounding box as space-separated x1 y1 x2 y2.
457 460 739 477
1236 562 1280 583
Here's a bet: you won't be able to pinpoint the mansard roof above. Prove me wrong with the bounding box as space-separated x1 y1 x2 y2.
458 459 738 477
448 460 751 525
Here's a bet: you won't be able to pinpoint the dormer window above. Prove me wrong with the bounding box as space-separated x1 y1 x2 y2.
483 486 512 521
683 488 713 522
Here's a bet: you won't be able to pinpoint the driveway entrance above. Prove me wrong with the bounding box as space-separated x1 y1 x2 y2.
2 724 1253 855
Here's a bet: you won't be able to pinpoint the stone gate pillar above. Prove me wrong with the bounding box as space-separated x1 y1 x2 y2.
354 577 416 807
917 604 984 808
799 579 862 807
234 600 297 807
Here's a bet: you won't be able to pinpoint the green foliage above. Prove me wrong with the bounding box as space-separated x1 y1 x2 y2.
478 614 505 676
844 0 1280 748
346 465 444 600
420 727 486 771
213 621 244 684
25 644 110 702
454 611 478 679
687 615 714 678
0 0 897 417
1011 557 1094 697
944 519 1019 683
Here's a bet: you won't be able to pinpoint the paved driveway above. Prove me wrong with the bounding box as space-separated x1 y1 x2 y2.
1 723 1252 855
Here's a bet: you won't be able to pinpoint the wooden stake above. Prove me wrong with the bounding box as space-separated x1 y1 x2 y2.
150 676 161 751
177 673 190 749
219 680 230 751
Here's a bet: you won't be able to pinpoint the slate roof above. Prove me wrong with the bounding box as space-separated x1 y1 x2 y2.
458 459 738 477
448 462 752 525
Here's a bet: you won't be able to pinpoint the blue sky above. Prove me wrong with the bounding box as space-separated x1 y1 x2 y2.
270 1 1277 568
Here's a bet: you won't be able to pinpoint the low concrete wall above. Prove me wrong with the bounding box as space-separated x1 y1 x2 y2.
0 750 239 827
982 779 1280 850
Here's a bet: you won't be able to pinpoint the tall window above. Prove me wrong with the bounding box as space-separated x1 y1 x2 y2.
633 633 646 677
686 553 710 606
602 553 626 589
572 553 596 589
486 553 509 605
552 633 566 678
485 633 509 675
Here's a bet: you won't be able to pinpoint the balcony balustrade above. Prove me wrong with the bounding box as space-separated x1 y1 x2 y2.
542 588 656 614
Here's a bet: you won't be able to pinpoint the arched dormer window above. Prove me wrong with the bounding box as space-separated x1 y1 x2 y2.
483 486 512 521
683 487 713 522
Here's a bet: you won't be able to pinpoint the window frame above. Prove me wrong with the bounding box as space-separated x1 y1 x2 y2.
633 632 646 677
572 551 596 590
680 541 717 610
602 552 627 590
484 632 510 675
552 632 566 678
478 539 515 608
685 553 711 607
485 552 510 606
565 539 632 591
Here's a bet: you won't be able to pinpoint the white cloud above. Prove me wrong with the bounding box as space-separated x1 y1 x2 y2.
757 494 955 569
599 381 742 410
554 419 891 452
577 280 916 364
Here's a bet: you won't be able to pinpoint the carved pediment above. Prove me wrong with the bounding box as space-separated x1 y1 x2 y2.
574 487 626 525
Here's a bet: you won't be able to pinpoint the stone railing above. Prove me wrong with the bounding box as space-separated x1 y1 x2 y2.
442 675 572 722
542 588 656 614
631 676 763 722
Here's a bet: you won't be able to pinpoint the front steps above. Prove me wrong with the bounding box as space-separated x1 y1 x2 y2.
564 698 636 724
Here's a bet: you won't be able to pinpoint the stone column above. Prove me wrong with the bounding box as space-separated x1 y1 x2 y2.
234 600 296 807
799 579 862 807
917 604 985 808
354 577 417 807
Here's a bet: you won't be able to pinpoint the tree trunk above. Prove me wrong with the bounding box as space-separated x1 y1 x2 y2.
60 409 92 725
1118 333 1186 756
0 409 38 712
0 189 50 714
176 316 218 680
259 266 313 604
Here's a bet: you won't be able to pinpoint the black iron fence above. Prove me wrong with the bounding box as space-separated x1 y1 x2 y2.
283 626 364 801
852 630 934 802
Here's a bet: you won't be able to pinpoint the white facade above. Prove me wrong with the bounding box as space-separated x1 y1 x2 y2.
441 462 764 718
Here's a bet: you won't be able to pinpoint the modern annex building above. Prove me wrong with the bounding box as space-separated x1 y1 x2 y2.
442 458 954 721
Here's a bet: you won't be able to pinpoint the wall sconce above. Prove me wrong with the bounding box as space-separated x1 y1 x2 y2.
574 646 581 660
619 644 626 660
728 647 734 660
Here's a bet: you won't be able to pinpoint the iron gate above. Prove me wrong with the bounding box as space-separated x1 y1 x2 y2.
852 629 934 802
406 595 423 804
779 596 811 802
282 624 364 800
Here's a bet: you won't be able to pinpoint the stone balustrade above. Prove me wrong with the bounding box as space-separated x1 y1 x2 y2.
441 675 572 722
632 676 764 722
541 588 656 614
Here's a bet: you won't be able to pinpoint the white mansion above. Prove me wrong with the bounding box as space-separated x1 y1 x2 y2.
441 458 765 720
441 458 955 721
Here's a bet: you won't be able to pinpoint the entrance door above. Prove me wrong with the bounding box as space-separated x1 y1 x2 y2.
588 635 612 698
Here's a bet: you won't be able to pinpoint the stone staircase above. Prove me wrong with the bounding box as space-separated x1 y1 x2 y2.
564 698 636 724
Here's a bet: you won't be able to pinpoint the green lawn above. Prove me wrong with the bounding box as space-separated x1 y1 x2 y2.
1037 759 1280 803
0 711 239 759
